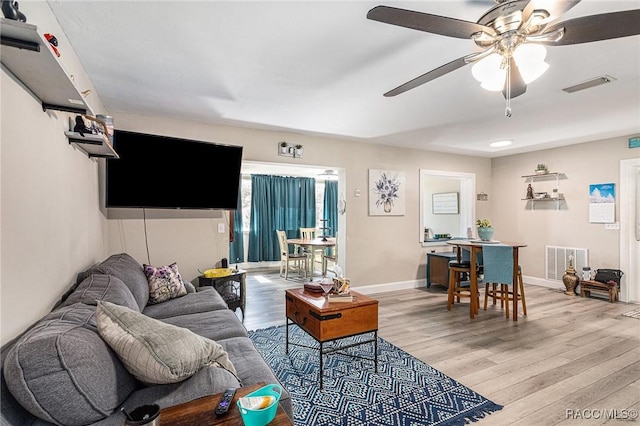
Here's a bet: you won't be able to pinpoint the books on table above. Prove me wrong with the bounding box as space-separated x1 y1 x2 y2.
327 293 353 303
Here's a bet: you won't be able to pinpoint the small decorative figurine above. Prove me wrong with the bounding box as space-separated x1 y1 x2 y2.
44 33 60 57
526 184 534 199
73 116 91 136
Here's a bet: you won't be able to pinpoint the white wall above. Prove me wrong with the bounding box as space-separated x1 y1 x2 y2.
1 2 109 345
491 136 639 294
111 113 493 288
0 71 108 345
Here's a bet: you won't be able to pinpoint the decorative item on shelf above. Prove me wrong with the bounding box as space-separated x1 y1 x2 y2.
73 115 91 136
44 33 60 57
475 218 494 241
534 191 549 200
1 0 27 22
535 163 548 175
526 184 534 199
562 255 579 296
551 188 559 199
277 141 303 158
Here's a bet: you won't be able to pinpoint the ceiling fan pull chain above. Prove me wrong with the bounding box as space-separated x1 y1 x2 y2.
505 59 512 118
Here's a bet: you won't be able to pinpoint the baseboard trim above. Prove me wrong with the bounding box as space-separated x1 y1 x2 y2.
523 275 564 290
355 279 425 295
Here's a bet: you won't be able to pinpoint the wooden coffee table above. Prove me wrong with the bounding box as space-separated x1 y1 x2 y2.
285 288 379 389
159 382 293 425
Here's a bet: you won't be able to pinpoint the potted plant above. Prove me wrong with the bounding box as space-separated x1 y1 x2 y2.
475 218 494 241
279 141 288 154
535 163 548 175
294 144 303 158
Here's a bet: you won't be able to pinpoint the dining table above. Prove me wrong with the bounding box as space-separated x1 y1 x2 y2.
446 239 527 321
286 237 336 278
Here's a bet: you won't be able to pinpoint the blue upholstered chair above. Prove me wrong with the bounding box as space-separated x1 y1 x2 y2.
482 244 527 319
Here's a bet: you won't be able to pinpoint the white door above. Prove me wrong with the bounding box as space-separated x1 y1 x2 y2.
620 158 640 303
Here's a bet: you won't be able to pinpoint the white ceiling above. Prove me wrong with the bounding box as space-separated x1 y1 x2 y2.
47 0 640 158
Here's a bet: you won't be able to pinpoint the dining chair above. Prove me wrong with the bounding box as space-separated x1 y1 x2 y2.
482 245 527 319
299 227 324 274
276 230 308 280
322 237 338 276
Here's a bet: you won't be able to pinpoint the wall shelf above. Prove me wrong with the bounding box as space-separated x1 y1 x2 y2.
65 131 118 159
521 172 566 210
0 18 89 114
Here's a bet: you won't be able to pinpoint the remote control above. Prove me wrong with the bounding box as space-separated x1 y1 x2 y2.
214 388 237 416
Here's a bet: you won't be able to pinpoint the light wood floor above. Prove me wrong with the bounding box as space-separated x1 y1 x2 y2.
239 270 640 426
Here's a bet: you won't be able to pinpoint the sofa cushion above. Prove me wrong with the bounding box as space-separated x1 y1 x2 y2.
143 262 188 305
3 304 138 426
159 309 248 341
90 365 241 425
142 287 228 320
59 274 139 311
80 253 149 310
96 301 237 385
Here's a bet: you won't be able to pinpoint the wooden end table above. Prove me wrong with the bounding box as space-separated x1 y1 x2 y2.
159 382 292 425
285 288 379 389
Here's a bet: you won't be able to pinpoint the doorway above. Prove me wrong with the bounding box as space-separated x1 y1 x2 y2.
620 158 639 303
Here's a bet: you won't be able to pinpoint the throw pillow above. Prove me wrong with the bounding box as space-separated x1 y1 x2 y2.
96 301 237 385
143 262 188 304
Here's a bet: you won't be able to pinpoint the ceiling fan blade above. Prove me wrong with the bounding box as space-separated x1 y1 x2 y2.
522 0 582 25
541 9 640 45
384 56 471 97
503 57 527 100
367 5 496 39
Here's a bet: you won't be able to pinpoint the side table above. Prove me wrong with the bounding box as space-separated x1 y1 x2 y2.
159 382 293 425
198 270 246 318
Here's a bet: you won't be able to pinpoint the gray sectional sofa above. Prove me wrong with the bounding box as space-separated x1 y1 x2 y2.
1 253 292 425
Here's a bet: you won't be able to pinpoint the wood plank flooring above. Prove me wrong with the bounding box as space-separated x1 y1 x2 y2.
238 270 640 425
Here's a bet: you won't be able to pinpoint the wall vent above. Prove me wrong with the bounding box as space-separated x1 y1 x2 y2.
545 246 588 281
562 75 616 93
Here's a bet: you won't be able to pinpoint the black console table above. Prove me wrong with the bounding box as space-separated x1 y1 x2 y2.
198 269 246 318
426 252 457 288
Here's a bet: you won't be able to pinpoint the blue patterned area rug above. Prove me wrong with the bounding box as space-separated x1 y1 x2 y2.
248 325 502 426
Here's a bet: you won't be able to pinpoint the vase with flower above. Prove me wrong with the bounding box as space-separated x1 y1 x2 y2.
373 172 400 213
476 218 494 241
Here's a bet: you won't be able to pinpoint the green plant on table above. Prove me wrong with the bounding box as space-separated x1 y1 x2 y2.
476 218 492 228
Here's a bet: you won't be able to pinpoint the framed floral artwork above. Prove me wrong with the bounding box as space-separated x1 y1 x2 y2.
369 169 406 216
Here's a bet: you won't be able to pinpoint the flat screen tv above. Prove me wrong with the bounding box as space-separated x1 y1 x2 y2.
106 130 243 209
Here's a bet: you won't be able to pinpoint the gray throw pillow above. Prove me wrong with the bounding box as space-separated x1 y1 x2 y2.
96 301 237 385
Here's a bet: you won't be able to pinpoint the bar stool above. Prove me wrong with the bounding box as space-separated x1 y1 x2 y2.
447 249 481 317
484 266 527 317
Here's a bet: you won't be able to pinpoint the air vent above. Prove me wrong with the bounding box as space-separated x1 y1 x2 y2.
545 246 588 281
562 75 616 93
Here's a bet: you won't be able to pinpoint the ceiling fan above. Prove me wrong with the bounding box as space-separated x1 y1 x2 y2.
367 0 640 116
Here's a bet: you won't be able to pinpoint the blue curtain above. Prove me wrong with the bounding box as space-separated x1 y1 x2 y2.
229 178 244 263
248 175 316 261
323 180 338 237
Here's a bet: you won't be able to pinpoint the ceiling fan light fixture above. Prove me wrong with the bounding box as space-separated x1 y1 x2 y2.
472 53 506 91
513 44 549 83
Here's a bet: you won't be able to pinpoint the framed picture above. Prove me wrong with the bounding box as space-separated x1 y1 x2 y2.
369 169 406 216
432 192 459 214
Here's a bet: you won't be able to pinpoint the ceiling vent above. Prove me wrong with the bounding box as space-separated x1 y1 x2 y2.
562 75 616 94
